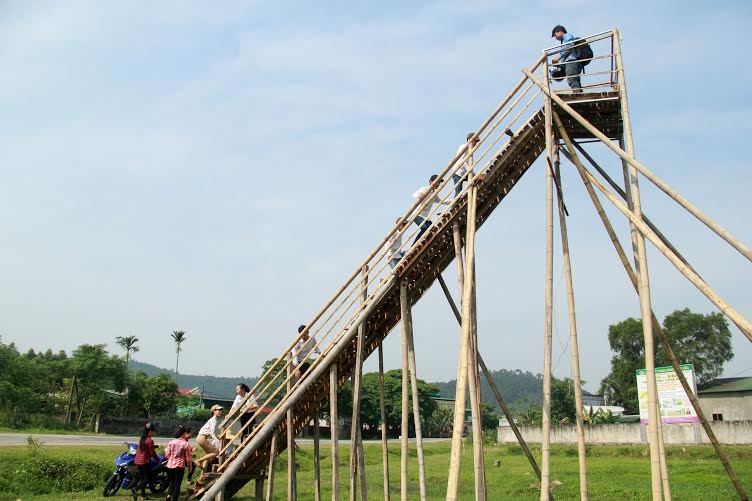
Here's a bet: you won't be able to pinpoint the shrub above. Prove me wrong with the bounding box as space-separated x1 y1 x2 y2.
0 443 112 496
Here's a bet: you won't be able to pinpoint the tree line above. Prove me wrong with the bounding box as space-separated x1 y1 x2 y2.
0 307 732 431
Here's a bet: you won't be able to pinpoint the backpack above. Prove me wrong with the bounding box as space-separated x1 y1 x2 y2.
574 37 593 66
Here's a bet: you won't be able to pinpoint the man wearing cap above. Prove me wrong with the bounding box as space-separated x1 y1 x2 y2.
550 25 582 92
196 404 223 467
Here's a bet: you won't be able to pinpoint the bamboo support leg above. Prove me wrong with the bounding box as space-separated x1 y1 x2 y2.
287 362 297 501
555 119 749 501
404 293 428 501
256 477 265 501
540 62 555 501
400 282 411 501
614 42 666 497
378 343 391 501
314 415 321 501
349 266 368 501
447 173 482 501
350 332 365 501
436 274 554 499
465 184 486 501
553 150 589 500
266 433 278 501
330 364 340 501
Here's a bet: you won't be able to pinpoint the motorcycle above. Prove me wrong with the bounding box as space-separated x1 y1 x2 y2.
102 442 169 497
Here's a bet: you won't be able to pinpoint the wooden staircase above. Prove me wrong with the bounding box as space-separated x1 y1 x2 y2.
193 91 623 499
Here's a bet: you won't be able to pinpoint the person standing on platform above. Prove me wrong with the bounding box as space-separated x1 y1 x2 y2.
551 25 583 92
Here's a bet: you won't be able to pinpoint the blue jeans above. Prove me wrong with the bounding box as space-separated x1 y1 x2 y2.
389 251 406 269
452 173 464 197
412 216 432 245
565 60 583 90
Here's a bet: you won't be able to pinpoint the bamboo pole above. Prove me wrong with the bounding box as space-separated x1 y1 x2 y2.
358 267 369 501
400 281 411 501
446 258 471 496
404 284 428 501
464 180 486 501
522 68 752 264
330 364 340 501
556 122 749 501
436 275 552 495
287 360 297 501
524 68 752 341
349 270 368 501
553 148 589 500
314 414 321 501
540 59 555 501
453 222 465 292
616 34 666 499
265 433 277 501
378 342 391 501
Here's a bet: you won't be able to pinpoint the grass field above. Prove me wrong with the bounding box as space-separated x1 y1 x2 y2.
0 440 750 500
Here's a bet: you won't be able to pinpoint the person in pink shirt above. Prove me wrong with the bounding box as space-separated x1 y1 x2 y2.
132 422 158 499
164 425 193 501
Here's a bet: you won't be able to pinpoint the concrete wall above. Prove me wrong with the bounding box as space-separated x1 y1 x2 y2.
498 420 752 445
99 416 206 436
699 393 752 422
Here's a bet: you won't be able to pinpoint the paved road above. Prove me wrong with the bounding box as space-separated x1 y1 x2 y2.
0 432 450 447
0 433 141 446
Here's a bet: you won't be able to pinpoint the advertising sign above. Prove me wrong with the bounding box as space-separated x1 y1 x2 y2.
636 364 698 424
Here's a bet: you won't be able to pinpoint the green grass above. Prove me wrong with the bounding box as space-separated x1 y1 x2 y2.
0 441 750 500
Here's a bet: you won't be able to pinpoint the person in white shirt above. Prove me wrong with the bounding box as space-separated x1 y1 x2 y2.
231 383 258 440
387 218 407 268
291 324 321 378
411 174 450 245
453 132 479 197
196 404 223 469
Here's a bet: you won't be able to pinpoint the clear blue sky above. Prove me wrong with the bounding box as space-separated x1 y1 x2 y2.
1 1 750 391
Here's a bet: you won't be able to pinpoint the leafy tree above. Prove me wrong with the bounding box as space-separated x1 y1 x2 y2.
0 342 46 422
69 344 128 423
141 373 178 419
551 378 576 425
171 330 187 387
115 335 139 367
126 371 178 418
600 308 733 413
426 405 454 437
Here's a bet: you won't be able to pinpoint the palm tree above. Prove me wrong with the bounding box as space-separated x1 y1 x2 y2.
115 335 140 367
171 330 187 387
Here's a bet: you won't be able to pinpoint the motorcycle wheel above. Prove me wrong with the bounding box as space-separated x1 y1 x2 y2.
103 473 121 497
150 469 170 494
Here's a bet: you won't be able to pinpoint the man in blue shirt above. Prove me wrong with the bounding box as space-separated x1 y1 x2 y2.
551 25 582 92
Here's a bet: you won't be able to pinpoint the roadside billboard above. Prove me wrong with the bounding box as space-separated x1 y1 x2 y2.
636 364 698 424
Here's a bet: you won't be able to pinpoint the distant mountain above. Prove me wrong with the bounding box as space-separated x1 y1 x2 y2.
432 368 544 415
129 360 258 400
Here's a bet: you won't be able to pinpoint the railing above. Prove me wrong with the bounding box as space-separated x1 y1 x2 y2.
213 28 622 469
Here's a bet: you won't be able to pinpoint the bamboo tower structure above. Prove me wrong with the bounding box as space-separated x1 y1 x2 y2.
192 29 751 501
